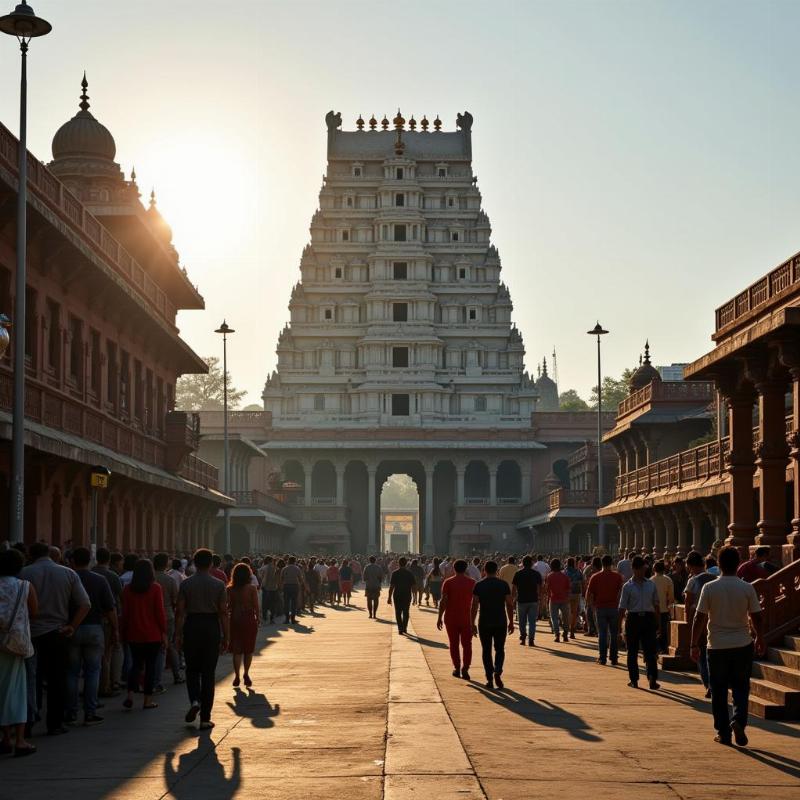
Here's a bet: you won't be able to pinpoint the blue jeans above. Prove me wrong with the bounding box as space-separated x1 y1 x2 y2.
67 624 104 716
518 602 538 641
595 607 619 662
550 602 569 637
283 585 299 620
698 642 710 688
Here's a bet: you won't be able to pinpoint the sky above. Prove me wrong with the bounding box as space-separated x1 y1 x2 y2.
1 0 799 405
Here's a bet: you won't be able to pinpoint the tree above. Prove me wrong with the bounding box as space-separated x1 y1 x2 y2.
590 368 634 410
243 403 263 411
558 389 589 411
175 356 246 410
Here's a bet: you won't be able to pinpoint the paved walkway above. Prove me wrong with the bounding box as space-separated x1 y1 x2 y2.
6 593 800 799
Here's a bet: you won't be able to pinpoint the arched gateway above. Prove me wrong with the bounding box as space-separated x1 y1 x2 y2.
260 111 545 553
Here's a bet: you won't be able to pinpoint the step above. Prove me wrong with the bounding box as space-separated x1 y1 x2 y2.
767 646 800 671
749 677 800 712
783 634 800 652
748 693 786 720
659 652 696 671
751 661 800 690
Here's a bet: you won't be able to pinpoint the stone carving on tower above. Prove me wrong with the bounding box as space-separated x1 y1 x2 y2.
263 110 539 426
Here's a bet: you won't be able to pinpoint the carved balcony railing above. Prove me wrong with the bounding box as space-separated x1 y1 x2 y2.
715 250 800 337
522 487 598 518
231 490 290 516
179 453 219 490
752 560 800 645
616 380 715 422
0 122 179 327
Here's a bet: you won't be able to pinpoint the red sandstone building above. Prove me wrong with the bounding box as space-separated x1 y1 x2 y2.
0 77 229 550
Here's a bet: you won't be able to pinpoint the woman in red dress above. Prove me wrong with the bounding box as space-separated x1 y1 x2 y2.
228 563 259 687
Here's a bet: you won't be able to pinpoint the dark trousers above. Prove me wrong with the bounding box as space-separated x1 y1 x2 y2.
32 629 69 732
624 613 658 684
283 585 299 621
478 624 507 680
394 597 411 632
658 612 671 652
708 643 753 733
262 589 278 621
127 641 161 695
183 614 221 722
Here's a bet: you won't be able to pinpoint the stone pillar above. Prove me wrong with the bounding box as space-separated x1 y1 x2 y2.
672 506 689 554
424 463 434 555
724 388 757 552
788 370 800 563
630 515 641 551
367 465 377 553
489 464 497 505
335 462 345 506
520 469 531 503
303 462 313 506
688 505 705 554
652 511 666 557
456 464 466 506
754 376 790 554
661 508 677 555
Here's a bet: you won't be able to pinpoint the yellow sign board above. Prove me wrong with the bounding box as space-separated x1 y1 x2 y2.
90 473 109 489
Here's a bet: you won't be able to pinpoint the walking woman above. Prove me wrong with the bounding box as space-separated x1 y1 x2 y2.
0 548 37 757
339 559 354 606
426 558 444 609
121 559 166 711
228 563 259 688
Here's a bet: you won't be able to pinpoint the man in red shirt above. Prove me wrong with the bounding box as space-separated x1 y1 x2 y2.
437 559 476 680
586 554 624 665
210 554 228 584
545 559 571 643
736 546 773 583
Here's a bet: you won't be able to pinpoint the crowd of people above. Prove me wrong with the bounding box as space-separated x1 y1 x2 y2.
0 539 774 756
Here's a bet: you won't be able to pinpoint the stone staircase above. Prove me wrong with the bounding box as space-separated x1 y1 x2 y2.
749 632 800 719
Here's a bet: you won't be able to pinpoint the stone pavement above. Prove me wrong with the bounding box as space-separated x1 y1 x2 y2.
4 593 800 800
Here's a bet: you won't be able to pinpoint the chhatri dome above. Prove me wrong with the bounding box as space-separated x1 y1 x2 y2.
629 340 662 392
535 357 559 411
51 73 116 162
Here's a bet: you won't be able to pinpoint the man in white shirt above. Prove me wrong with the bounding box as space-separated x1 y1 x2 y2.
466 557 481 581
690 546 764 747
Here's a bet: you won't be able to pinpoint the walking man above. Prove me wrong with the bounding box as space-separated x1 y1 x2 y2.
471 561 514 689
176 548 229 730
585 554 623 665
512 555 541 646
651 560 675 654
690 546 764 746
257 556 279 623
388 557 416 634
363 556 383 619
619 556 661 690
437 559 476 679
280 556 303 624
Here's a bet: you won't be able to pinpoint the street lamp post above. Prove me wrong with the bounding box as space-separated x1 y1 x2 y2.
587 322 609 549
0 3 51 542
215 320 234 555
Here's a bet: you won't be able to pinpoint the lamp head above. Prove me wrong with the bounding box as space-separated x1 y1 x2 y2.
0 3 52 38
215 320 235 336
587 322 609 336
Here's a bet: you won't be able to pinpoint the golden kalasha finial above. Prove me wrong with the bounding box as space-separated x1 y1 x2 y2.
356 114 364 130
369 114 377 131
420 115 429 131
393 108 405 130
408 115 417 130
433 115 442 131
381 114 389 130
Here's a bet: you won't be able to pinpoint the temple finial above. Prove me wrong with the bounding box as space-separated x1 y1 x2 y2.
643 340 651 363
149 188 156 209
79 72 90 113
130 165 137 183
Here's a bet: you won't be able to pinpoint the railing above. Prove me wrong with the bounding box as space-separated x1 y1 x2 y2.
752 559 800 645
465 497 490 505
497 497 521 504
231 490 290 515
521 487 598 518
311 496 336 505
0 122 179 328
179 453 219 490
715 250 800 335
617 380 715 421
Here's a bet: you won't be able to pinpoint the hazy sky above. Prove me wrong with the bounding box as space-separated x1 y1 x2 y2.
1 0 798 405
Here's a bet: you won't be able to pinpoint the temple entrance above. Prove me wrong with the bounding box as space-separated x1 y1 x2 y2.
379 473 420 553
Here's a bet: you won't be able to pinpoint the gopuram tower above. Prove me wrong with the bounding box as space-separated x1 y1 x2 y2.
262 110 542 553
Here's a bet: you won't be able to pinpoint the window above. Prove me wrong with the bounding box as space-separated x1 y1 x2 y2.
459 268 467 280
342 230 349 241
120 351 130 414
438 167 447 177
394 225 407 242
448 197 454 207
353 166 362 177
90 330 101 396
334 267 343 279
145 368 154 429
134 359 143 419
392 394 410 416
314 395 325 411
393 347 409 368
475 396 487 412
393 262 408 280
392 303 408 322
24 286 36 365
106 341 118 406
68 315 82 383
324 308 333 321
47 299 60 372
156 377 165 433
396 167 404 180
452 232 459 242
395 193 404 207
346 196 353 207
469 308 477 321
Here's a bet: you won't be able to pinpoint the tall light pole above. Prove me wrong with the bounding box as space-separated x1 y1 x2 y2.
0 3 51 542
587 322 609 549
215 320 234 554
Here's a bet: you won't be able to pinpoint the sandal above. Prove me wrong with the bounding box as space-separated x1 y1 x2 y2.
232 677 240 688
14 744 36 757
143 703 159 710
243 674 252 688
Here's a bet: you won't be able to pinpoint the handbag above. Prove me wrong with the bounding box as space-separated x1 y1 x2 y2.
0 580 29 657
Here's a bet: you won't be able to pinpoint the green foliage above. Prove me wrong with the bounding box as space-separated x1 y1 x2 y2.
590 368 635 410
175 356 246 411
558 389 589 411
